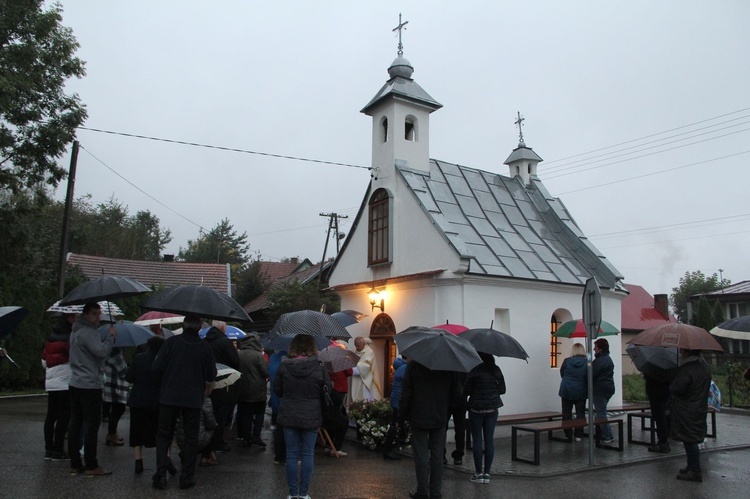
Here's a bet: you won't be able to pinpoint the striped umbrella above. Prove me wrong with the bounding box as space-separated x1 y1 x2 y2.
47 300 124 316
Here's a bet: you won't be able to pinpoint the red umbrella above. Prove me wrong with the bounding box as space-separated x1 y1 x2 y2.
432 322 468 335
134 311 185 326
628 323 724 352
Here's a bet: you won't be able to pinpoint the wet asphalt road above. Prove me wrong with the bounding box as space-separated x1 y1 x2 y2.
1 396 748 498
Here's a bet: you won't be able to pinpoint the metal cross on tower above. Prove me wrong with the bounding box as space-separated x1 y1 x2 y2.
393 13 409 56
514 111 525 145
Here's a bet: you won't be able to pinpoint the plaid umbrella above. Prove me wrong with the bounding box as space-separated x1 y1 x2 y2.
318 344 360 372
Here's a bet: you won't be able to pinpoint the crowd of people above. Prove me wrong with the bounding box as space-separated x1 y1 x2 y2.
38 305 719 497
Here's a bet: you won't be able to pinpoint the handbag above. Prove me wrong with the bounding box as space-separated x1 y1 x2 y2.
320 362 334 411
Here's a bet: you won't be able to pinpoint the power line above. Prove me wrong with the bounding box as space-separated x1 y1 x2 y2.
78 126 371 171
543 118 750 173
79 146 207 231
554 150 750 195
588 213 750 239
541 106 750 166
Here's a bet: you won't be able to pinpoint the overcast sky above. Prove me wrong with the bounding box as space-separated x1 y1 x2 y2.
54 1 749 297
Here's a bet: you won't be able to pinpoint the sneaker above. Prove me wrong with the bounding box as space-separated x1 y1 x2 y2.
482 474 491 484
470 473 484 483
679 467 690 475
600 438 615 444
335 450 348 457
574 437 582 442
648 443 671 454
51 451 69 462
83 467 112 478
70 466 85 476
251 436 267 448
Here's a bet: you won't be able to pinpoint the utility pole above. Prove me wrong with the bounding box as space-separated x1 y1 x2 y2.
318 212 349 281
57 141 79 298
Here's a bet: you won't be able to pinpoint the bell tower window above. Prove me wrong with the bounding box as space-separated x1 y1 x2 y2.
381 117 388 143
405 116 416 141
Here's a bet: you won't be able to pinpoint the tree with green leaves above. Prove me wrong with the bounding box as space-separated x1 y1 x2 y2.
694 296 714 331
233 260 270 306
178 219 250 272
670 271 730 323
0 1 87 191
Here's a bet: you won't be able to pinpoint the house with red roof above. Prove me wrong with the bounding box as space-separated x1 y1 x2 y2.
620 283 676 374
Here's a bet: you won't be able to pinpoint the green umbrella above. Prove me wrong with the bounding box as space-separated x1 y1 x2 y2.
554 319 620 338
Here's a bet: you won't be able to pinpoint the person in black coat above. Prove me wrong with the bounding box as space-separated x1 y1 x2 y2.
400 361 461 499
126 336 165 473
670 350 711 483
273 334 331 499
644 370 674 454
592 338 615 444
151 315 216 490
204 321 240 455
465 353 505 484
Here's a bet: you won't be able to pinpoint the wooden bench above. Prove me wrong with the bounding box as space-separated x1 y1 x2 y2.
497 411 562 425
511 418 624 466
627 408 717 446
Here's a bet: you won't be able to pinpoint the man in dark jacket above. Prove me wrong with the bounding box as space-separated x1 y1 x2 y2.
204 320 240 455
592 338 615 444
400 361 461 499
152 315 216 490
383 356 408 460
670 350 711 483
236 333 269 447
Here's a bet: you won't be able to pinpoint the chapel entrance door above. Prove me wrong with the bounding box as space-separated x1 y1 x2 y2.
370 313 396 398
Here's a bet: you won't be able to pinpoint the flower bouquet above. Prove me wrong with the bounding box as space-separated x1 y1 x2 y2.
347 398 395 450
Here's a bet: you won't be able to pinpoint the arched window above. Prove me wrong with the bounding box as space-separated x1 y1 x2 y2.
405 115 416 141
381 117 388 143
550 314 560 368
368 189 390 265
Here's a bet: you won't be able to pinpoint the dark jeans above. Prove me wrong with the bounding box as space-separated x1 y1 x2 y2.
411 426 446 498
155 404 200 484
210 402 233 452
45 390 70 453
468 409 497 475
68 386 102 470
684 441 701 472
107 402 126 435
561 398 586 438
283 427 317 497
445 406 466 460
648 394 670 445
592 393 613 441
237 401 265 441
382 405 406 453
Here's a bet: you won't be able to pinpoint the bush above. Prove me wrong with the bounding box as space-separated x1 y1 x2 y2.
622 374 646 402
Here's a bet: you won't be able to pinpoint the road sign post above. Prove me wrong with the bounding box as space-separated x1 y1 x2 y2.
582 277 601 465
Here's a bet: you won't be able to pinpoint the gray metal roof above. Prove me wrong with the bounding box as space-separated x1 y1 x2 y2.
397 160 624 289
361 76 443 114
698 280 750 297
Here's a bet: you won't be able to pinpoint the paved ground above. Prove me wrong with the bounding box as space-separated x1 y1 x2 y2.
1 396 748 498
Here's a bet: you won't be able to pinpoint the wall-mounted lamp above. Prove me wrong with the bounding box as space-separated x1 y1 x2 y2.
368 287 385 313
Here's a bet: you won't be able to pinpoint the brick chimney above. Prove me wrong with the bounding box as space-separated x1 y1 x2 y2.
654 294 669 319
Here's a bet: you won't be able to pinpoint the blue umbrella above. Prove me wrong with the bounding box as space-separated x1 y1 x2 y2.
99 321 154 347
199 325 247 340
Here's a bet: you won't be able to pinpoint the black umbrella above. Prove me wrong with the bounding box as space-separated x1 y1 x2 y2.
60 275 151 306
711 315 750 340
394 326 482 373
262 333 332 352
460 327 529 361
140 285 251 322
625 344 678 378
0 306 29 341
270 310 351 339
330 310 368 327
